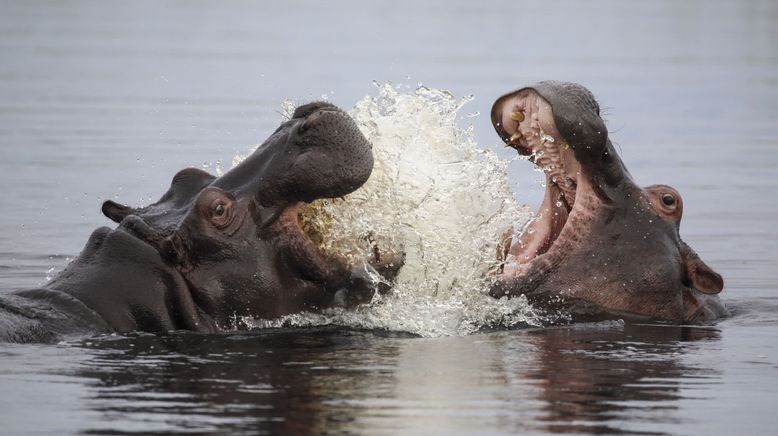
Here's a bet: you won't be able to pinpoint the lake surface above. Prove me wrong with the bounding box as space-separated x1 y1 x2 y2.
1 1 777 434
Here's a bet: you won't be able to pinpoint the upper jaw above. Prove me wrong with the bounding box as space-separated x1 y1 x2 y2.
492 89 586 269
491 88 561 146
491 87 580 199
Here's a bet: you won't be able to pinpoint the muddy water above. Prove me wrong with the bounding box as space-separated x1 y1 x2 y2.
1 1 777 435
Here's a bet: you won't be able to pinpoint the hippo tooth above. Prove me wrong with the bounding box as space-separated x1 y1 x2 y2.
510 111 525 122
510 132 523 143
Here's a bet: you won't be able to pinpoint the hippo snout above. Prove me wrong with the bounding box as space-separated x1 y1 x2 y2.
290 103 374 200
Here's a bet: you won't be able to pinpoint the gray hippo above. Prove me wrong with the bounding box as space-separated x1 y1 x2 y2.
0 102 399 343
490 81 726 323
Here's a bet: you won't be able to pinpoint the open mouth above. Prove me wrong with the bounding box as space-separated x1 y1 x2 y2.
492 89 582 267
274 201 333 257
270 200 357 288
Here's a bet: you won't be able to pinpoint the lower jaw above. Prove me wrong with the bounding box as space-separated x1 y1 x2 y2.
273 201 349 289
682 288 727 323
510 181 572 265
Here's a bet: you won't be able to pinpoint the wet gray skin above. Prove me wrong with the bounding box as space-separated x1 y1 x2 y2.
0 102 401 343
490 81 726 323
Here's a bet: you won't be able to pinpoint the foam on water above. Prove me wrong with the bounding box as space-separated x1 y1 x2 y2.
242 83 553 337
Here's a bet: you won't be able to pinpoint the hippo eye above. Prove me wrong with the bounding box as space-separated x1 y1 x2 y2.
208 200 235 230
661 194 676 206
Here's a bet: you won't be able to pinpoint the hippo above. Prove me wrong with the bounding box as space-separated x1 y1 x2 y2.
0 102 399 343
489 81 726 323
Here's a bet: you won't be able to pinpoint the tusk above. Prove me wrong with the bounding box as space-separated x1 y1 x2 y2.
510 111 525 122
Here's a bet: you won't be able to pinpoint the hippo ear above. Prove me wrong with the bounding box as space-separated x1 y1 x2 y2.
685 257 724 295
158 233 190 269
686 259 724 294
680 241 724 295
102 200 136 223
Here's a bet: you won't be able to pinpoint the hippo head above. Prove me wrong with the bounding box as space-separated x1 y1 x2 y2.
490 82 726 323
51 102 388 332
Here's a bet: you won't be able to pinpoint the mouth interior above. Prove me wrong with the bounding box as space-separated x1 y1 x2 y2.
296 200 333 251
274 201 331 255
267 201 349 286
495 91 580 266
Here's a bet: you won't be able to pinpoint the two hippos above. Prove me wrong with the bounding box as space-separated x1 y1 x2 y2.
0 83 726 342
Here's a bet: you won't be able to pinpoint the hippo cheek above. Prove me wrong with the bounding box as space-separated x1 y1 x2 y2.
683 288 706 323
182 262 279 321
682 288 728 323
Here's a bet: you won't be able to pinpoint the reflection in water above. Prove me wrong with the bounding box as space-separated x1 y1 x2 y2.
71 329 405 435
519 323 721 435
57 323 720 435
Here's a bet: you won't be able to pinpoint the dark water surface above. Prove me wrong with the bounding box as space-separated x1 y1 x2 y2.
1 1 777 434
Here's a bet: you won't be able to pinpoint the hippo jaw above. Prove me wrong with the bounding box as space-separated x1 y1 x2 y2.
490 82 726 324
88 102 383 329
492 88 583 267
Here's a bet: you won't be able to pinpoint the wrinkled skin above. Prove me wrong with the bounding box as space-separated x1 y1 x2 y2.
1 102 401 342
490 81 726 323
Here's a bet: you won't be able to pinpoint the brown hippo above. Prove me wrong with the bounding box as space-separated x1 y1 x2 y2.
0 102 399 343
489 81 726 323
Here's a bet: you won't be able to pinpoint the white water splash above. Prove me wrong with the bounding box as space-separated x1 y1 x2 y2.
244 83 553 337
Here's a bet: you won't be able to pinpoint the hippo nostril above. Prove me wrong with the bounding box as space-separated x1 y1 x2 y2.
299 112 322 133
292 101 340 120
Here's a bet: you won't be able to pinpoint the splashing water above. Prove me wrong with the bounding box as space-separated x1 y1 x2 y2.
242 83 556 337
